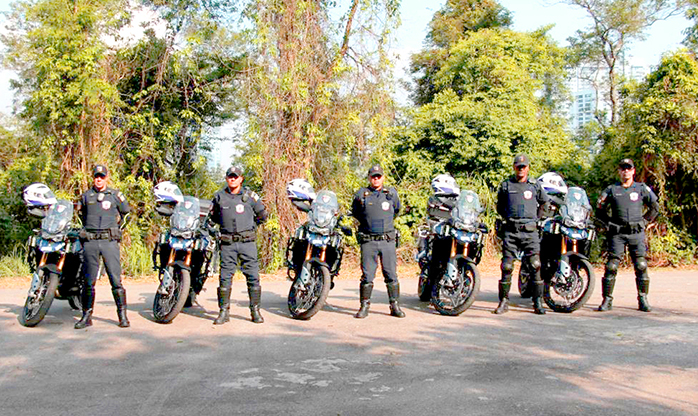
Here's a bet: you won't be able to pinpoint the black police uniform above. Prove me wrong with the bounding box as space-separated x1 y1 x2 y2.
351 185 404 318
210 186 268 324
596 181 659 311
76 186 131 328
495 176 549 314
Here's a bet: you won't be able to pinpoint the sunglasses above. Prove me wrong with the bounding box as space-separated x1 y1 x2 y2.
227 174 240 179
619 166 634 171
370 174 383 179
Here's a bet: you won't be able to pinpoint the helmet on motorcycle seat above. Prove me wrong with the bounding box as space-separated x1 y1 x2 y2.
22 183 57 207
537 172 568 196
286 179 316 201
153 181 184 204
431 174 460 196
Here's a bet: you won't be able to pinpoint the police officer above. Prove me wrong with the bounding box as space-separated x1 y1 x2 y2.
352 164 405 319
75 165 132 329
210 166 268 325
494 154 550 315
596 158 659 312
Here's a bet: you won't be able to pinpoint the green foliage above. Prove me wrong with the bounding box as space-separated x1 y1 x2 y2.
0 248 31 279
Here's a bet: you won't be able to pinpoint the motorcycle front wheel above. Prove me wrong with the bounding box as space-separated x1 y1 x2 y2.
20 270 59 327
544 258 595 313
288 263 330 320
431 260 481 316
153 267 191 324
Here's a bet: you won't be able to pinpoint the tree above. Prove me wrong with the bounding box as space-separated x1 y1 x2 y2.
395 28 577 193
409 0 512 105
565 0 685 127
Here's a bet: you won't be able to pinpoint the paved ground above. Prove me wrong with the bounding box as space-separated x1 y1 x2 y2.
1 269 697 416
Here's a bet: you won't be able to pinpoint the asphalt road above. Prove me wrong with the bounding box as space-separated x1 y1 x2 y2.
1 269 697 416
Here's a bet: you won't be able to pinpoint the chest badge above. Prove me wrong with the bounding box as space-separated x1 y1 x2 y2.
236 204 245 214
381 201 390 211
629 192 639 202
523 190 533 200
101 201 111 210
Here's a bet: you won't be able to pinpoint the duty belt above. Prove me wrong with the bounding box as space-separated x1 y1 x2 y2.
609 222 644 235
504 220 538 232
358 231 395 244
83 230 111 240
220 231 256 244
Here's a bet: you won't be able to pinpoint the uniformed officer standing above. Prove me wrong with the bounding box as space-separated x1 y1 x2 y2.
75 165 132 329
494 154 550 315
210 166 268 325
596 158 659 312
352 164 405 319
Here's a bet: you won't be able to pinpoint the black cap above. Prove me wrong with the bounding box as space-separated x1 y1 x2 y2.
618 158 635 169
367 164 384 177
93 165 108 177
513 154 530 168
226 166 243 178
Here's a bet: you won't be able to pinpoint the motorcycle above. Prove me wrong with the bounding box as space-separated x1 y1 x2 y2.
21 197 84 327
517 187 596 312
418 190 485 315
285 190 350 320
152 194 216 323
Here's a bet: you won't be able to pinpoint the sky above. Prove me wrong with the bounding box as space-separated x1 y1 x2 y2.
0 0 691 114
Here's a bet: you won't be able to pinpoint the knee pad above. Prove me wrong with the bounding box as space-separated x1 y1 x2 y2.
634 257 647 272
501 260 514 274
605 258 620 274
528 255 541 272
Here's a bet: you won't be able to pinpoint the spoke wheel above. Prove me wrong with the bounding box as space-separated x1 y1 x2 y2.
153 267 191 323
20 270 59 327
288 263 330 320
431 260 480 316
544 258 595 313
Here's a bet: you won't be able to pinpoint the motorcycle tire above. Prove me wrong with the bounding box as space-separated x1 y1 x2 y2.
153 267 191 324
417 269 432 302
19 270 59 327
544 258 595 313
518 267 534 299
431 260 481 316
288 262 331 320
68 295 82 311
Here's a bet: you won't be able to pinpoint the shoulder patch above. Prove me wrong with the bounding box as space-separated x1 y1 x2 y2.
246 190 260 201
117 191 126 202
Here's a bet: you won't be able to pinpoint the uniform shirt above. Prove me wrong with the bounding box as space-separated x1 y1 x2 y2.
77 186 131 231
496 176 549 221
351 186 400 235
211 186 268 234
596 181 659 226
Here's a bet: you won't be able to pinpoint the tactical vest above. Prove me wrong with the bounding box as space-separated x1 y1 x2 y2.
215 189 257 234
501 179 539 221
357 187 397 234
81 188 125 231
606 183 646 225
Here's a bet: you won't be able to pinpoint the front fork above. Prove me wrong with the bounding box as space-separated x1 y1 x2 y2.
297 244 326 289
157 249 192 295
445 239 469 285
28 252 65 298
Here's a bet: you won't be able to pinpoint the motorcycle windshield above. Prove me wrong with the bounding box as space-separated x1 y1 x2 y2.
309 190 339 229
561 187 591 225
41 199 73 234
170 196 200 232
452 190 481 228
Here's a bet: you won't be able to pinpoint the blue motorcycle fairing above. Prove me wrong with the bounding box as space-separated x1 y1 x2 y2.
560 226 588 240
308 232 331 247
38 238 66 253
169 235 194 250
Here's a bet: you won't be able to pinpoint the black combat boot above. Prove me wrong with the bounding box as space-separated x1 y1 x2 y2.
355 282 373 319
532 281 546 315
386 282 406 318
248 284 264 324
637 278 652 312
75 287 95 329
214 287 231 325
112 288 130 328
493 281 510 314
598 277 615 311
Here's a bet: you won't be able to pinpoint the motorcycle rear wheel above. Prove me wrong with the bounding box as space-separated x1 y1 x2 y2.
20 270 59 327
288 263 330 320
67 295 82 311
153 267 191 324
417 268 432 302
544 258 595 313
518 266 534 299
431 260 480 316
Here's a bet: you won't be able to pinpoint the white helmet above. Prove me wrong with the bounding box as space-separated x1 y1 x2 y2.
431 174 460 196
153 181 184 204
538 172 568 196
22 183 57 207
286 179 316 201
